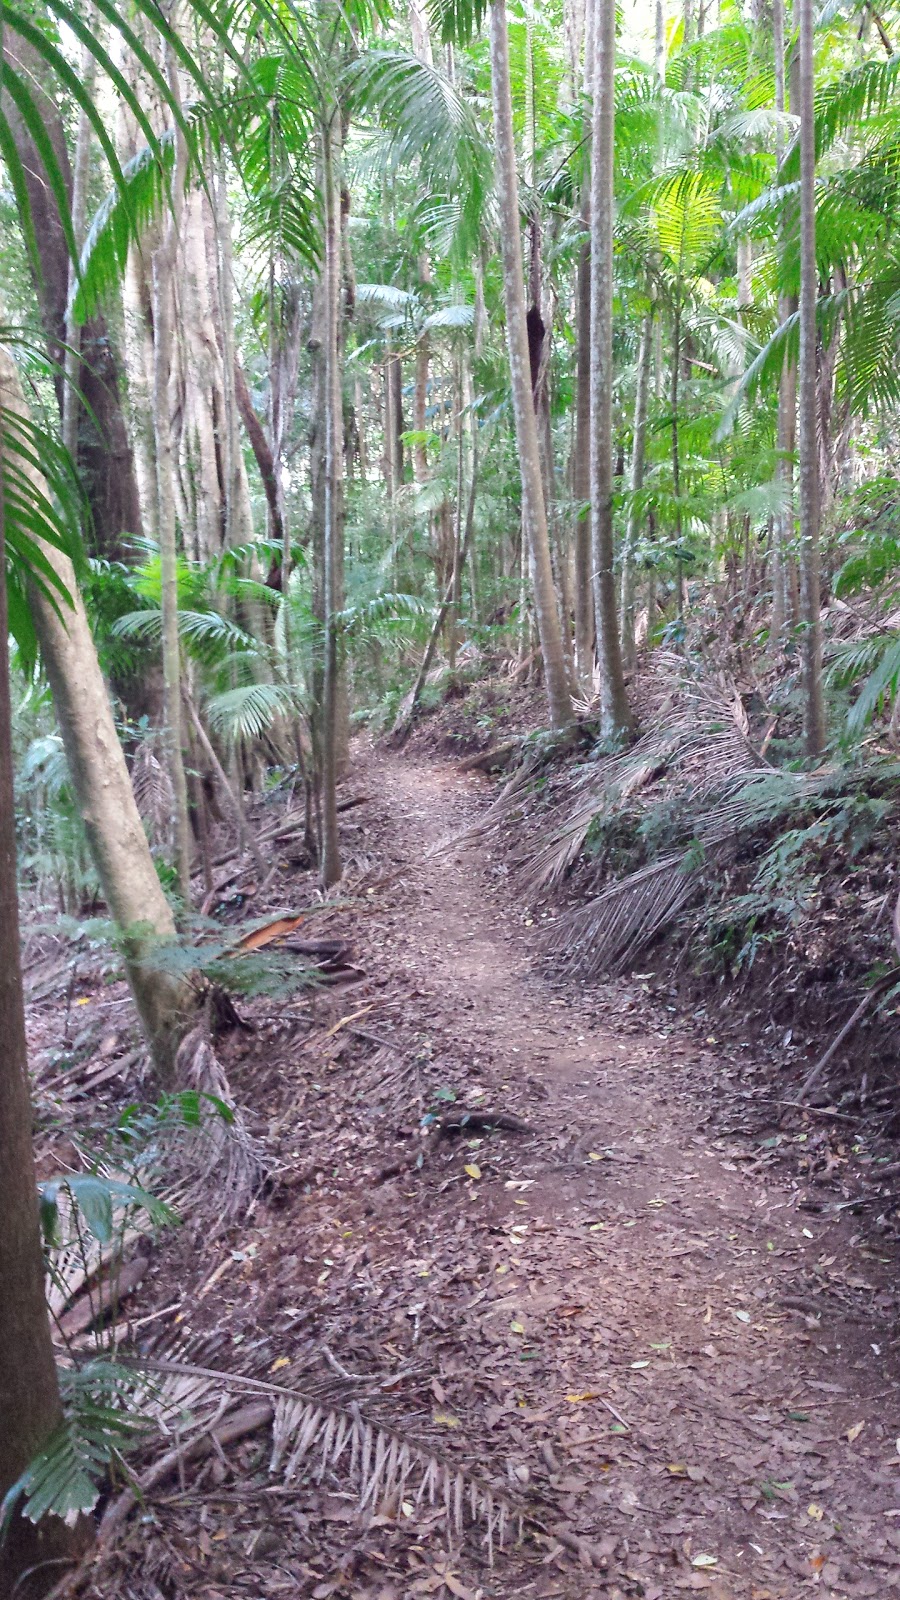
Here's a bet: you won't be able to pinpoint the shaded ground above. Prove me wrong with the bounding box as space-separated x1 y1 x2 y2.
32 742 900 1598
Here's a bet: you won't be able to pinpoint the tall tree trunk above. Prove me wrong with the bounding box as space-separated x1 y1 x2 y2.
234 362 283 545
589 0 631 737
0 433 83 1600
2 24 144 564
772 0 797 643
572 0 595 690
797 0 826 758
320 115 344 887
0 346 193 1081
621 310 653 670
489 0 572 729
573 234 593 689
152 50 193 903
62 14 96 462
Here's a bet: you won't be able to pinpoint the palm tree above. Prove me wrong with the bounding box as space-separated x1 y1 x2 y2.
488 0 572 730
590 0 631 737
797 0 826 758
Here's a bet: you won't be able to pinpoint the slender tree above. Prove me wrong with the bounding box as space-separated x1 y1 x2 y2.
0 437 83 1600
152 44 193 901
797 0 826 758
589 0 631 736
320 110 344 886
489 0 572 730
620 308 653 669
0 345 193 1081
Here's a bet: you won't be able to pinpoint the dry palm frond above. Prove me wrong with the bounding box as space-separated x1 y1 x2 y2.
130 740 174 850
519 668 760 897
546 852 697 975
171 1024 265 1229
105 1357 524 1564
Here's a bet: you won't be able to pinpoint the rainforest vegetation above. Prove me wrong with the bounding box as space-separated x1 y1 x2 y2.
4 0 900 1588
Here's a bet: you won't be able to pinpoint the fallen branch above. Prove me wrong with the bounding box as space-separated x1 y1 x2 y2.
456 739 523 774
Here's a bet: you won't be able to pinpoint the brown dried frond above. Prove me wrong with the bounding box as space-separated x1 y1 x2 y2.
545 853 697 975
171 1025 265 1229
113 1357 524 1564
130 739 174 850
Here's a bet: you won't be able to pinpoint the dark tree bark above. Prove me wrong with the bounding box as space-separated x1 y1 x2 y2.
0 443 85 1599
234 362 284 547
2 25 143 562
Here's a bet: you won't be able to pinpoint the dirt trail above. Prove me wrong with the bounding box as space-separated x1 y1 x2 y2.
106 742 900 1600
339 745 900 1598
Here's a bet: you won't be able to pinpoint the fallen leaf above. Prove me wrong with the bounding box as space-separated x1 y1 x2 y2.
807 1503 824 1521
510 1320 525 1335
631 1360 650 1369
667 1463 689 1477
433 1411 461 1428
464 1163 481 1180
269 1357 290 1373
691 1554 718 1568
234 913 304 953
566 1391 600 1403
846 1421 865 1444
441 1574 477 1600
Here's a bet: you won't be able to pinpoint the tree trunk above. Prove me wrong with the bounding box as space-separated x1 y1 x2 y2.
772 0 797 643
621 310 653 670
573 234 594 689
2 23 144 564
797 0 826 758
234 362 284 547
0 345 193 1082
0 433 83 1600
152 49 193 902
320 115 343 888
489 0 572 730
62 14 96 462
589 0 631 737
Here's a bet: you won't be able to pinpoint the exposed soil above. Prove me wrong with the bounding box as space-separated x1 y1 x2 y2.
33 743 900 1599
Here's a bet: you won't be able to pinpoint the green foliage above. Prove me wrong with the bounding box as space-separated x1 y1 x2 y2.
0 1362 150 1531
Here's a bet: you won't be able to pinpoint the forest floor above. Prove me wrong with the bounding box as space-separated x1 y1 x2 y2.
32 740 900 1600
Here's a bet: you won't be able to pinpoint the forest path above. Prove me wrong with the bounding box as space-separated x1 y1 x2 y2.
346 741 900 1599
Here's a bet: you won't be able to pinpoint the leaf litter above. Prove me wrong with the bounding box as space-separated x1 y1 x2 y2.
27 741 900 1599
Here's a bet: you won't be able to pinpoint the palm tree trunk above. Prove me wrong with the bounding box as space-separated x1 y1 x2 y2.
621 309 653 669
589 0 631 737
797 0 826 758
62 13 96 461
0 433 83 1600
573 234 593 689
772 0 796 643
489 0 572 730
152 48 192 901
320 114 343 887
0 345 193 1083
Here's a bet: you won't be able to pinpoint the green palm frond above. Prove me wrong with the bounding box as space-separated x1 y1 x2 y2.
205 682 298 744
846 635 900 733
71 135 178 323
